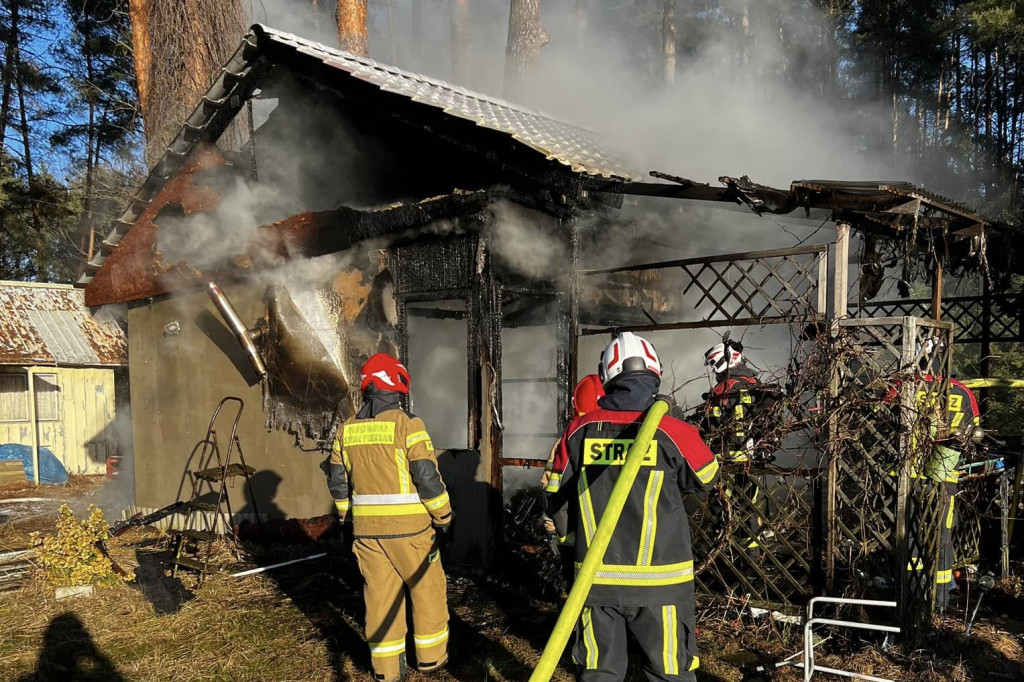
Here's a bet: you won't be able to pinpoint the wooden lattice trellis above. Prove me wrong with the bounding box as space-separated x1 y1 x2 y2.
580 244 828 335
690 464 821 607
828 316 953 634
853 294 1023 344
570 229 1014 634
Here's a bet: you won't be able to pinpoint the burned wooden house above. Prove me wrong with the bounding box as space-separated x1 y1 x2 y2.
80 25 1021 624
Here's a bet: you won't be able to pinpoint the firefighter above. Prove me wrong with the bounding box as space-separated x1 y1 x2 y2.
541 374 606 492
542 375 606 588
915 339 980 611
325 353 452 682
701 340 777 555
546 332 720 681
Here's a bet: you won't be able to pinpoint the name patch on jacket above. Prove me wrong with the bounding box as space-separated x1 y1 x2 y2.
583 438 658 466
344 422 396 445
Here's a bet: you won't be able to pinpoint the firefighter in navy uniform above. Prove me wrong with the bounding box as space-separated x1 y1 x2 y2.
916 351 980 611
546 332 720 681
701 340 777 555
324 353 453 682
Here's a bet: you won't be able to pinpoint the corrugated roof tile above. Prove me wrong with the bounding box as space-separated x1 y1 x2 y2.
0 283 126 366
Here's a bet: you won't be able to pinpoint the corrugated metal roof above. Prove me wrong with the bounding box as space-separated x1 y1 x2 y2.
258 26 638 181
0 282 126 366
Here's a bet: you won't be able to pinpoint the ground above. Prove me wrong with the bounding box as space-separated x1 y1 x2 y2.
1 479 1023 681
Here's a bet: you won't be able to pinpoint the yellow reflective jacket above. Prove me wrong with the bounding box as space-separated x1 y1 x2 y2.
328 407 452 538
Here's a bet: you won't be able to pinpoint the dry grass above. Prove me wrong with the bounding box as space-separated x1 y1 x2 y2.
0 474 106 500
1 548 1023 682
0 564 332 681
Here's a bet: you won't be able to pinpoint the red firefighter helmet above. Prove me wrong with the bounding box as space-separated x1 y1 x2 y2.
572 374 605 416
598 332 662 387
360 353 411 394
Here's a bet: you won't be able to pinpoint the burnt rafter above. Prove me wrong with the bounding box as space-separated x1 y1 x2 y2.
250 190 500 263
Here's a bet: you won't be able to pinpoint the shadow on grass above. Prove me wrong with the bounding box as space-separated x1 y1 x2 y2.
259 547 369 682
132 547 193 615
16 612 125 682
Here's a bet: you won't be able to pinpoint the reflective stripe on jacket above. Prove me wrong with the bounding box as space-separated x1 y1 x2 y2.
546 407 719 606
329 408 452 538
703 368 769 460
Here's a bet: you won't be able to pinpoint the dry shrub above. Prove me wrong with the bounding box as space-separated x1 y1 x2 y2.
29 505 131 587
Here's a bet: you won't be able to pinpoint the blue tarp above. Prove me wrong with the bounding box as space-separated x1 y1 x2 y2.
0 443 69 485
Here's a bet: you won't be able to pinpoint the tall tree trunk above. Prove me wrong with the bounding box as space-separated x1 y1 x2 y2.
985 50 993 142
128 0 152 140
0 0 20 168
82 43 97 261
411 0 423 63
451 0 471 84
503 0 549 101
663 0 676 86
135 0 244 164
337 0 368 56
15 56 45 278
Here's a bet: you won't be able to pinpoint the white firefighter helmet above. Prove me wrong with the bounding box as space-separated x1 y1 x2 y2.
916 335 946 372
704 341 743 374
598 332 662 386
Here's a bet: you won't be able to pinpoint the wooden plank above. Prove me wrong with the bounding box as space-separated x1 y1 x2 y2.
0 461 27 484
832 223 850 322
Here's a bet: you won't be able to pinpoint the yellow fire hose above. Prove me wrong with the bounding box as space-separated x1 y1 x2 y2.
528 399 670 682
960 378 1024 390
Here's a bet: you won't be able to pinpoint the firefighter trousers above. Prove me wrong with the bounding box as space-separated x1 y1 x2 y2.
935 482 957 611
353 528 449 682
906 481 956 612
572 599 698 682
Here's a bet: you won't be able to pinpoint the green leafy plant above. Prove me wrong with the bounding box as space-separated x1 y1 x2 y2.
30 505 129 587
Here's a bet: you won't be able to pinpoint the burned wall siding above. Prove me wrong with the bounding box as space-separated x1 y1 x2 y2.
263 285 352 442
392 234 478 297
128 285 328 520
262 263 397 441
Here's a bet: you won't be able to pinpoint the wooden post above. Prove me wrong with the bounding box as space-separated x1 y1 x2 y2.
825 224 849 592
27 367 39 485
931 259 943 321
556 217 580 431
896 316 917 629
832 223 850 323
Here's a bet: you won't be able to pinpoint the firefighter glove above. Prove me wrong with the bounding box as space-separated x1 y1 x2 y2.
433 520 454 547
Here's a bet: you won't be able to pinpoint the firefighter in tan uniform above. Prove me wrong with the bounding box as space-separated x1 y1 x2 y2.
325 353 453 681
